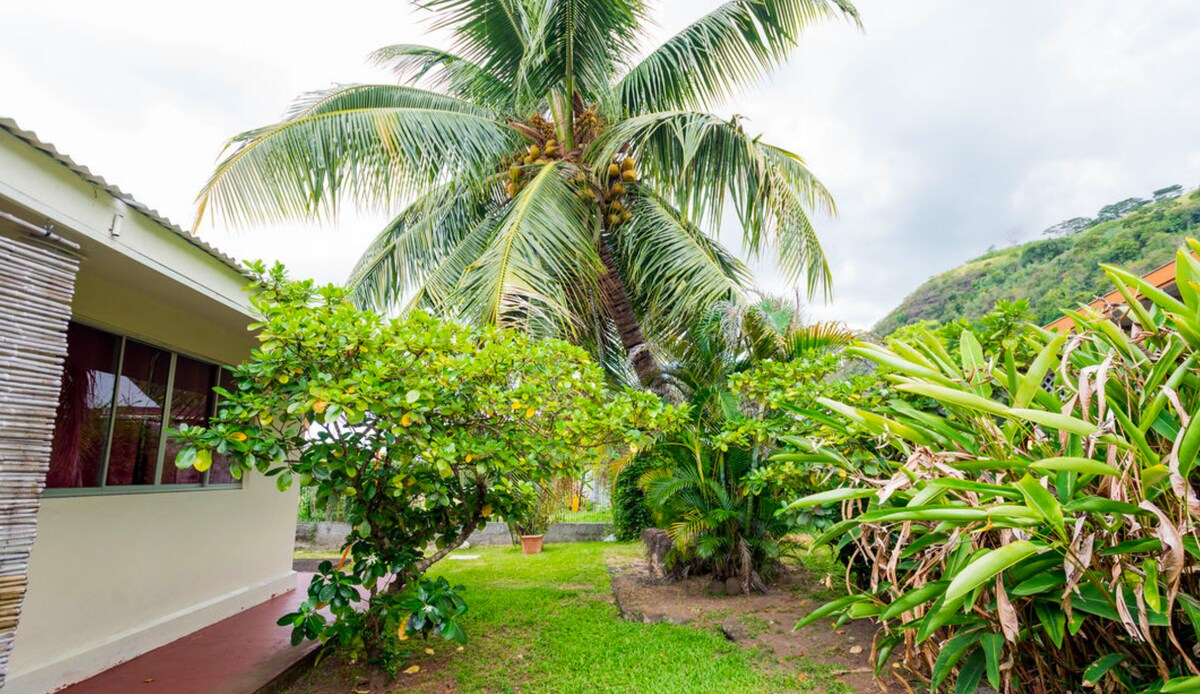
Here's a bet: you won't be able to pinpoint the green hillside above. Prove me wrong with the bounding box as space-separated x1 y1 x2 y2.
874 186 1200 335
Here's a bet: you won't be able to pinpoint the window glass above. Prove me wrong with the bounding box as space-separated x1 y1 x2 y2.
46 324 121 488
207 369 238 485
160 355 214 485
105 340 171 486
45 322 241 493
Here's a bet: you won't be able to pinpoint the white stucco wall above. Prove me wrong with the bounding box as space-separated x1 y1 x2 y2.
5 481 299 694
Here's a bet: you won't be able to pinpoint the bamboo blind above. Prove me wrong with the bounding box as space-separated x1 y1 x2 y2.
0 234 79 688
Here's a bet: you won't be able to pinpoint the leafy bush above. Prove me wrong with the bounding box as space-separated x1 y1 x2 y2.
640 300 860 590
611 452 659 541
175 264 677 667
788 241 1200 692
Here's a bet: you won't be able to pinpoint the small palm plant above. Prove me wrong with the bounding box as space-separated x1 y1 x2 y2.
642 298 857 592
196 0 860 394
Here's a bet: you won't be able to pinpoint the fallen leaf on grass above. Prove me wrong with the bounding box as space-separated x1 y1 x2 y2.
424 647 435 655
849 645 864 654
403 665 420 675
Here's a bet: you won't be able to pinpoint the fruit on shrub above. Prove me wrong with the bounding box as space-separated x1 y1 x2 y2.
608 163 621 178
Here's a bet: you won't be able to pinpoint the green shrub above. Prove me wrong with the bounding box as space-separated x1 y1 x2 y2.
787 240 1200 692
175 264 677 669
611 453 658 541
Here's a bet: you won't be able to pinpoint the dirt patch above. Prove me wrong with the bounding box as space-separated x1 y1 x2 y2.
608 556 903 692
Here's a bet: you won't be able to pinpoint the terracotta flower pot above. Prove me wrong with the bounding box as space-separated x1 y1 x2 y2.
520 534 544 554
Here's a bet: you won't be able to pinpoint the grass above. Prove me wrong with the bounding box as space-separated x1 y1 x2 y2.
294 542 841 693
555 507 613 523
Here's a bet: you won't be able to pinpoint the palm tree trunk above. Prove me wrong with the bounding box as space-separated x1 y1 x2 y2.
598 239 671 398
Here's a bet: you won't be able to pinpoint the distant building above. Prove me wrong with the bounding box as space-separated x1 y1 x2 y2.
1045 257 1182 333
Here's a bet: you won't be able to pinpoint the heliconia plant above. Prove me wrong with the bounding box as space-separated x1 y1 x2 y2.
785 240 1200 692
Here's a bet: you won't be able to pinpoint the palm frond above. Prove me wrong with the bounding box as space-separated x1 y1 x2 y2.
524 0 645 104
420 0 534 105
611 191 749 339
196 84 518 227
455 161 601 337
370 44 513 107
346 179 505 311
616 0 860 113
589 111 834 296
781 320 857 358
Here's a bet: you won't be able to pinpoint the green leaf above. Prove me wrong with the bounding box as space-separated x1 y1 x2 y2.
1034 601 1066 648
1097 537 1163 556
786 487 877 509
1016 474 1064 536
981 632 1003 689
1014 333 1065 408
894 382 1009 415
1081 655 1125 687
1006 409 1100 437
1028 457 1120 476
945 540 1041 604
930 630 981 690
1163 676 1200 693
193 449 213 473
954 649 986 694
880 581 947 620
407 389 422 404
175 446 198 470
794 595 869 629
1178 594 1200 641
1144 559 1162 613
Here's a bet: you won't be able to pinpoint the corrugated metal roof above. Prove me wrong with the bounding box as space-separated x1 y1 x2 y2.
0 117 246 275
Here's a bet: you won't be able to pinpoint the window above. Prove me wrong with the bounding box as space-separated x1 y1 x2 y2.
46 322 239 494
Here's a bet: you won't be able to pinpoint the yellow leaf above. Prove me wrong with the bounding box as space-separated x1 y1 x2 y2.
465 454 475 463
230 432 247 442
403 665 419 675
194 449 213 473
525 408 535 418
424 647 435 655
312 401 328 414
456 646 465 652
482 504 493 517
401 413 414 427
276 374 289 384
397 627 408 640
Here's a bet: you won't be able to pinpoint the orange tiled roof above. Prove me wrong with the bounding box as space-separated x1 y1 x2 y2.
1045 258 1181 332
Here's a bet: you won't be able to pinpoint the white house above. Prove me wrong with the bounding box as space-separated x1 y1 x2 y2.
0 119 299 693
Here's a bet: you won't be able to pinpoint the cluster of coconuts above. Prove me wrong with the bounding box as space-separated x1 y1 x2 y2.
505 139 564 198
601 156 638 227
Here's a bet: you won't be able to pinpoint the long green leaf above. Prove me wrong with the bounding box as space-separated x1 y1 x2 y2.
945 540 1041 603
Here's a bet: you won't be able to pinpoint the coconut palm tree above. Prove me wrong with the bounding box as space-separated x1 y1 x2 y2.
196 0 860 396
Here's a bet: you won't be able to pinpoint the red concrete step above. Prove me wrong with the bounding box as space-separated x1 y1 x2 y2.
60 574 319 694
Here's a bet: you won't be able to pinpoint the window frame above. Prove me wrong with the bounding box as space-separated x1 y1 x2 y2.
43 322 243 498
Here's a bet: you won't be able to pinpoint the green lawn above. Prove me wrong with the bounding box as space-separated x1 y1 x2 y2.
385 543 836 693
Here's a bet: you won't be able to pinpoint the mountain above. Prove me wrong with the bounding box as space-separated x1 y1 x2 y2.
874 186 1200 335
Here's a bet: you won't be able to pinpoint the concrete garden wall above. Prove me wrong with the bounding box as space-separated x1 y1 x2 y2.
296 521 611 550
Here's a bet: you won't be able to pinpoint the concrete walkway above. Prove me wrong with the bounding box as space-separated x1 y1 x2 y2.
59 574 318 694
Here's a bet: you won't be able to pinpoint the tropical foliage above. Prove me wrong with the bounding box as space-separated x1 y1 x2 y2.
639 299 858 590
790 241 1200 692
876 187 1200 334
195 0 860 393
173 264 676 669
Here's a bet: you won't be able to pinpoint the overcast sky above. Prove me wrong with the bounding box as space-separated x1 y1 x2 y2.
2 1 1198 328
